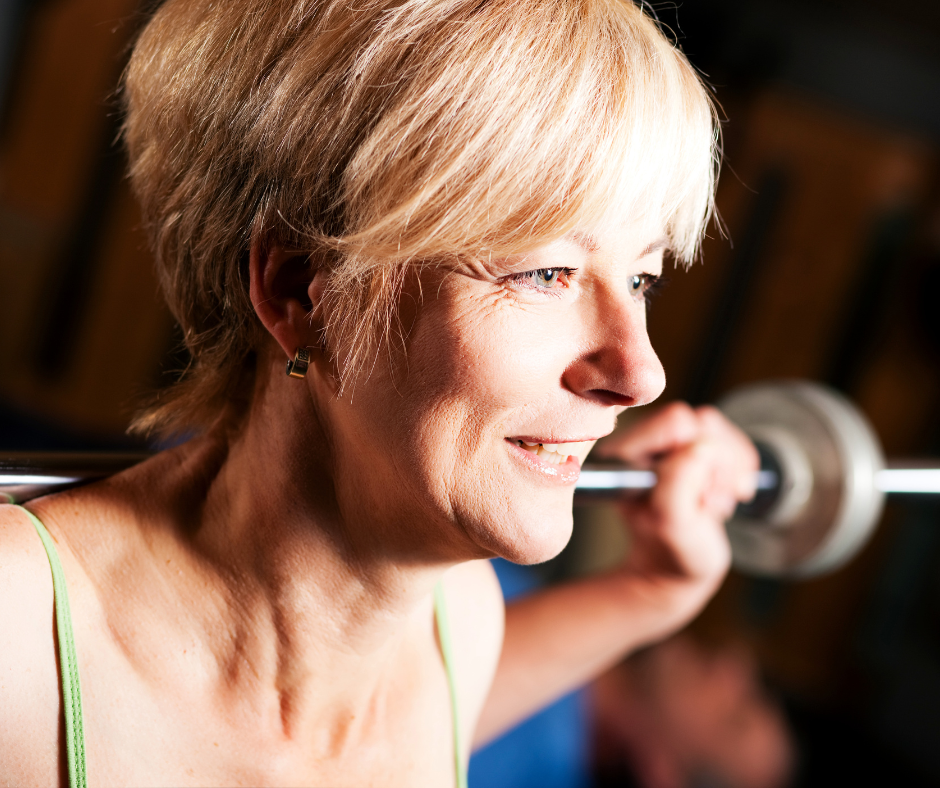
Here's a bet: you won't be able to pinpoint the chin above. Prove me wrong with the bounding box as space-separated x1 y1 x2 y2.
484 505 575 566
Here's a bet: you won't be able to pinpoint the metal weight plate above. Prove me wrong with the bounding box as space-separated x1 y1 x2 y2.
717 381 886 578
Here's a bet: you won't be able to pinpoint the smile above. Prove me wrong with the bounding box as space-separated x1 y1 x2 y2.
505 438 586 486
508 438 597 465
513 440 573 466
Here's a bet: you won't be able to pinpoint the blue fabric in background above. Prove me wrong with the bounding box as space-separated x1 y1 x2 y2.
468 559 592 788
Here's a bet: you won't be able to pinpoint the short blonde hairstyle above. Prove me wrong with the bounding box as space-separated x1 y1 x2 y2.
123 0 718 436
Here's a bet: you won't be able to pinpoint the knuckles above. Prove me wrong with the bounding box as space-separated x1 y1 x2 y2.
693 404 726 432
657 401 700 442
616 402 746 590
612 399 760 504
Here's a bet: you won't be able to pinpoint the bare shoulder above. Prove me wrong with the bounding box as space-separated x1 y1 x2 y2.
440 560 505 748
0 503 55 621
0 504 62 785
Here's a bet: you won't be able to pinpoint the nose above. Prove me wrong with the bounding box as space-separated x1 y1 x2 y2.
562 292 666 409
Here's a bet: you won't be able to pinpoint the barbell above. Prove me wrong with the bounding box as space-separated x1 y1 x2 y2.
576 380 940 578
1 380 938 578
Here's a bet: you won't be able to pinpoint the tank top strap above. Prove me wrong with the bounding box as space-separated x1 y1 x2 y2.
15 505 87 788
433 581 468 788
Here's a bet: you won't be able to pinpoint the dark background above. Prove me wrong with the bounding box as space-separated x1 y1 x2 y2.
1 1 939 785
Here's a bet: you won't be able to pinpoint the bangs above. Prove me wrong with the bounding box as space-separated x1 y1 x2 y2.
329 0 718 267
124 0 719 432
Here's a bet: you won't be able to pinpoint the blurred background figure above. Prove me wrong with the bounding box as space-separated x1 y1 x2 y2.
591 635 794 788
2 0 940 785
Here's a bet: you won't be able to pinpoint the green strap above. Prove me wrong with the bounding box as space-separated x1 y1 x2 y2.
434 582 468 788
17 506 87 788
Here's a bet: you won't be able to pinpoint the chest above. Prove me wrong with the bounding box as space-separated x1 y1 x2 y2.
70 644 461 787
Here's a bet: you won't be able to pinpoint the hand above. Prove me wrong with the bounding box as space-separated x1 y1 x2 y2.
593 402 759 630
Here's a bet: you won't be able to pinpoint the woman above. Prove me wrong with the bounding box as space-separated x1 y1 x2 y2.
0 0 757 785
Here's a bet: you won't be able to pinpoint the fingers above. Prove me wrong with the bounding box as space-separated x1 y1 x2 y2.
594 402 759 506
648 441 713 522
605 402 760 629
694 406 760 503
593 402 700 465
622 441 733 582
652 439 738 525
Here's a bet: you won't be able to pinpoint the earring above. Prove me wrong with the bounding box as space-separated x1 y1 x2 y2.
286 348 310 378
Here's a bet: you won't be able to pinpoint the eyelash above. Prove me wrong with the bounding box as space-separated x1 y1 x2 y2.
506 268 668 302
632 273 668 302
507 267 578 292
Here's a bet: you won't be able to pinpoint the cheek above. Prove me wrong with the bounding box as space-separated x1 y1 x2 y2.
340 290 575 561
396 301 531 462
382 295 561 483
431 296 577 414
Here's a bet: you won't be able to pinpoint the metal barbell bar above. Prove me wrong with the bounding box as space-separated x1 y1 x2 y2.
2 381 939 578
577 466 940 495
0 452 150 505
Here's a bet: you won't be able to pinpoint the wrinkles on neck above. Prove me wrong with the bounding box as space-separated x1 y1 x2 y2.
60 358 458 745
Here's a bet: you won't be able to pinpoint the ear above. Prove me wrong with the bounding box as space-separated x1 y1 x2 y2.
248 241 324 360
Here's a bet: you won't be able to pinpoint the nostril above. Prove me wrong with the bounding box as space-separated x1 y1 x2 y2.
588 389 635 407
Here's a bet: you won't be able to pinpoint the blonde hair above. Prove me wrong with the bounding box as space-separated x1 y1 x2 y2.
123 0 718 436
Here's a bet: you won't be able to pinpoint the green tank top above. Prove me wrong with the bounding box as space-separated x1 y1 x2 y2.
17 505 467 788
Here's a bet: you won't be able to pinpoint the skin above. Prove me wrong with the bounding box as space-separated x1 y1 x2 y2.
0 219 757 786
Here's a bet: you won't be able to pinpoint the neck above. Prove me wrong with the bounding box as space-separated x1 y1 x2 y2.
133 359 458 738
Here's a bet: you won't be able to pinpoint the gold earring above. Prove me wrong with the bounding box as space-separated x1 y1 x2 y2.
286 348 310 378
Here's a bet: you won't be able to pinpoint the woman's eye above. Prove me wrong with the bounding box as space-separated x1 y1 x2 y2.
534 268 563 287
509 267 575 291
629 273 664 300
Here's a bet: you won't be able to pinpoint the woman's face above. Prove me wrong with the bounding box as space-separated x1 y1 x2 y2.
325 220 667 564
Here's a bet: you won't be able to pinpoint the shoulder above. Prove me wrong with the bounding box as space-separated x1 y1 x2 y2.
0 503 55 614
0 503 71 618
0 504 63 784
439 560 505 751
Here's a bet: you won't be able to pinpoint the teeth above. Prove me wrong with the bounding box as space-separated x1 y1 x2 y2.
536 445 568 464
565 441 595 461
513 438 592 465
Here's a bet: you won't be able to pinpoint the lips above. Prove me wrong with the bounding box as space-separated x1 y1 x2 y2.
505 438 588 485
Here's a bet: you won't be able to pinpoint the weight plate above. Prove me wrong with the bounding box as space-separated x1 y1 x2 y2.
718 381 885 578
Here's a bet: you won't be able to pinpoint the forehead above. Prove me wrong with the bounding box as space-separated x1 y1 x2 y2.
569 230 670 258
566 216 671 258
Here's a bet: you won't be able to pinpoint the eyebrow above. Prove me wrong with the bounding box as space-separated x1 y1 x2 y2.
641 238 670 257
568 232 671 258
570 232 601 253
